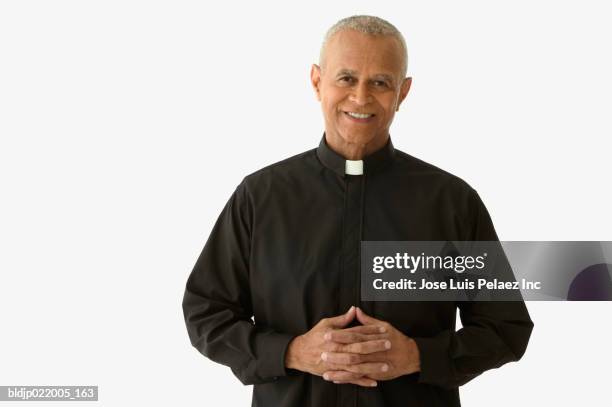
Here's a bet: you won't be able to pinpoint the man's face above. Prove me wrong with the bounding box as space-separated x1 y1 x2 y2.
311 29 412 150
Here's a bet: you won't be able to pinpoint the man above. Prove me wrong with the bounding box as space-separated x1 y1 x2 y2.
182 15 533 407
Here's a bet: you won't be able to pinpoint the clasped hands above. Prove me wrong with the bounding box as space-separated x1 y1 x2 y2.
285 306 420 387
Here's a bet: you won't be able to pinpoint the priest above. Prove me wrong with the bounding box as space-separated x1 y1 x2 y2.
182 15 534 407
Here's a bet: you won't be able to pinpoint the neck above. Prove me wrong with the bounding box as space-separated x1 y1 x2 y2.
325 131 389 160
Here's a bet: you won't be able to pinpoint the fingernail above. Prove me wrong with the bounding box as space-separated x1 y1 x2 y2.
381 364 389 372
324 332 332 340
384 340 391 349
370 381 377 387
348 306 355 313
379 326 386 333
323 373 329 380
321 352 328 361
333 381 340 384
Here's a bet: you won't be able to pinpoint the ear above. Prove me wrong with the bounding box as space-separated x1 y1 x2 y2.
396 77 412 111
310 64 322 101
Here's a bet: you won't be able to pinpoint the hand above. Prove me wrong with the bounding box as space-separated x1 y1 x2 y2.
321 307 421 384
285 306 391 387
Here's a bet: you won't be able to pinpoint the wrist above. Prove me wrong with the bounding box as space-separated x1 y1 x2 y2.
285 335 303 371
406 337 421 374
399 337 421 376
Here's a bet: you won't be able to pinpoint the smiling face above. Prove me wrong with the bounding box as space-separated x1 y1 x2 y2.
311 29 412 159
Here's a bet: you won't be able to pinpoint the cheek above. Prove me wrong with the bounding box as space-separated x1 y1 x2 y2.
323 101 344 119
380 97 400 117
323 89 347 109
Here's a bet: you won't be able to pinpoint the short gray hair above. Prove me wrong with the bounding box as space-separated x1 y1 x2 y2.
319 15 408 78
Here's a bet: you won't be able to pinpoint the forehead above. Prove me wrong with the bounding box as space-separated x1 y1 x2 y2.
324 29 404 76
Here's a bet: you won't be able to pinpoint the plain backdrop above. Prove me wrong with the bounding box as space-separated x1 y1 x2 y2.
1 1 610 406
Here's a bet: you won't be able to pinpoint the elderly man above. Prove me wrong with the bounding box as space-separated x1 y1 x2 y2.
182 15 533 407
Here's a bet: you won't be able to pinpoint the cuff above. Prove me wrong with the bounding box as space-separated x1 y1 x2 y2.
257 332 297 380
412 332 454 388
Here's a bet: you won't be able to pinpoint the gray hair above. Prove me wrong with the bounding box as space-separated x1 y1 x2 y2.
319 15 408 78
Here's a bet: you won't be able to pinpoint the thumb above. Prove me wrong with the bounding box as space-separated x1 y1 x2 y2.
355 307 381 326
326 306 356 328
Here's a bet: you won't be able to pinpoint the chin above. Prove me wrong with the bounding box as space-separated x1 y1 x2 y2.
338 131 379 146
340 136 372 146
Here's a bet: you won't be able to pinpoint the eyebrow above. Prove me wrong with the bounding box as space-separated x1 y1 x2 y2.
335 69 358 77
335 69 395 85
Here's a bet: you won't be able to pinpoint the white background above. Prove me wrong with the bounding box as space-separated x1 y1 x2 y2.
1 1 610 406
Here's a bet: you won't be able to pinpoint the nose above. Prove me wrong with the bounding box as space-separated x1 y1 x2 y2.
349 81 372 106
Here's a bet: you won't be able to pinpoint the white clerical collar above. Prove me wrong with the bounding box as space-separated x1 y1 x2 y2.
345 160 364 175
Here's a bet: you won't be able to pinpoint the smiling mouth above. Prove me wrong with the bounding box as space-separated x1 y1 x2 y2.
344 111 375 119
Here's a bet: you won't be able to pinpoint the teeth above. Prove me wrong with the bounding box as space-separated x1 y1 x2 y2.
347 112 373 119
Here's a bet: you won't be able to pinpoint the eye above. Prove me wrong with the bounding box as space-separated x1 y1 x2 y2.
339 76 354 84
373 80 388 87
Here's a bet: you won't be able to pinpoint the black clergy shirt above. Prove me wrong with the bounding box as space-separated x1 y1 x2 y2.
182 134 534 407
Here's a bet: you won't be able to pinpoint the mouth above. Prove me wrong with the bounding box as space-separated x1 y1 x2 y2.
343 111 376 123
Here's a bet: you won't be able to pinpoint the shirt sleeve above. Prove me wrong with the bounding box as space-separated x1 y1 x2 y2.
413 188 534 389
182 180 296 385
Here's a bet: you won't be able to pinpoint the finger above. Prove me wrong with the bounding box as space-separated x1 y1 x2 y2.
323 370 378 387
321 351 362 365
344 362 390 375
323 371 377 387
341 339 392 354
355 307 383 326
325 329 388 344
333 378 378 387
322 370 363 381
341 324 387 334
324 306 356 328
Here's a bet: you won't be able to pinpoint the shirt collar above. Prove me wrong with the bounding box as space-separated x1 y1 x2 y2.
316 133 395 177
